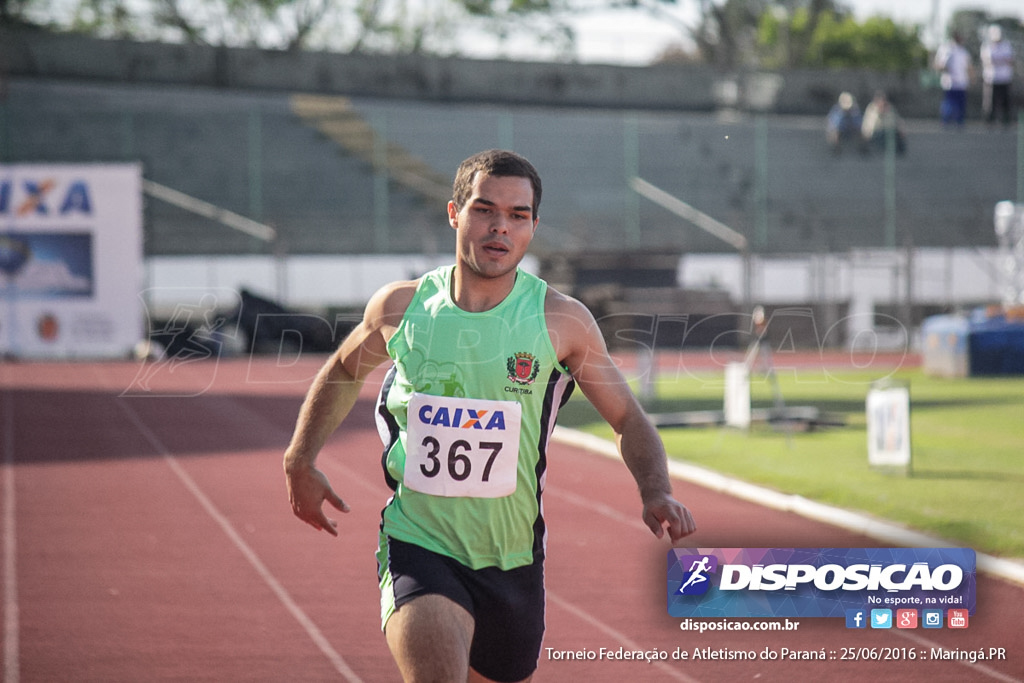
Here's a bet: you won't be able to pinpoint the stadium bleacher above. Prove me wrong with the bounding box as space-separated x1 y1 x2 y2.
4 77 1018 259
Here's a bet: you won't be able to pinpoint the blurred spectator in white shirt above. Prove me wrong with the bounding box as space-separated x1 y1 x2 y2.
934 32 972 127
981 25 1014 127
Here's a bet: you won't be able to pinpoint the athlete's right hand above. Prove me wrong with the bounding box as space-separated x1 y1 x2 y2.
285 462 350 536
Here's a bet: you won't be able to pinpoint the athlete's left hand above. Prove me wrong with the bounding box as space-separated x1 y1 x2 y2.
642 493 696 542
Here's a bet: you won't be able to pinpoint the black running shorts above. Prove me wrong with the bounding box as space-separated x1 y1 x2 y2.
378 536 545 682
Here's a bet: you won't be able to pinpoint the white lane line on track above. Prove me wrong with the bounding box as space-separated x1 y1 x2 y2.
322 459 389 497
2 386 19 683
546 590 702 683
114 398 364 683
544 485 648 533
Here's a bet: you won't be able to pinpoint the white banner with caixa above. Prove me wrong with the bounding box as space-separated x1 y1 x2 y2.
0 163 143 358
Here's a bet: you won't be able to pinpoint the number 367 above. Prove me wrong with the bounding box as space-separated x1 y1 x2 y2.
419 437 502 482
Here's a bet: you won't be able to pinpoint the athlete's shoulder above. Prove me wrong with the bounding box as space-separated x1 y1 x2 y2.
543 284 593 322
543 285 601 363
365 278 420 329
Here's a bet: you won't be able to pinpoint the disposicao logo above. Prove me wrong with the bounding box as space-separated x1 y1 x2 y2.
668 548 976 619
675 555 718 596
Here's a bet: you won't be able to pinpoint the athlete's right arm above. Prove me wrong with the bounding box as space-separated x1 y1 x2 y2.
283 280 416 536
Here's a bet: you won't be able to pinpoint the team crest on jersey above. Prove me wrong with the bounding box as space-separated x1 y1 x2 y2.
507 352 540 385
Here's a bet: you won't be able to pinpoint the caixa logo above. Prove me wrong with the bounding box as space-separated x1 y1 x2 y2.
417 404 507 431
676 555 718 595
0 178 93 217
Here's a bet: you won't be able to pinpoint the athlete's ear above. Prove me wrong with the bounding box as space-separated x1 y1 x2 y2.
448 201 459 229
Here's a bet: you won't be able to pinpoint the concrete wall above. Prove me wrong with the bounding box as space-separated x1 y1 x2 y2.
1 28 957 118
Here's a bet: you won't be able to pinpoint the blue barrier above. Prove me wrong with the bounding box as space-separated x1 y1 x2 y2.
922 309 1024 377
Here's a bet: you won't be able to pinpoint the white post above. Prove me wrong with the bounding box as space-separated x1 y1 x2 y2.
724 362 751 429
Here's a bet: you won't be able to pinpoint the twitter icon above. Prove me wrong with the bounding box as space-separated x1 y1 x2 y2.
871 609 893 629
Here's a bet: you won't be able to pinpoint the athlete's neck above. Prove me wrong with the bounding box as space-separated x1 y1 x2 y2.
450 266 518 313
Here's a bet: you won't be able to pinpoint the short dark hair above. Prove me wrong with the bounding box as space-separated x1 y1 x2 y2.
451 149 542 219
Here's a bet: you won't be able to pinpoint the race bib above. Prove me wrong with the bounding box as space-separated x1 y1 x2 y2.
404 393 522 498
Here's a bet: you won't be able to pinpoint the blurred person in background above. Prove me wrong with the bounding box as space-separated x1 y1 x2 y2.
862 90 907 156
981 25 1015 127
934 31 972 128
826 91 865 154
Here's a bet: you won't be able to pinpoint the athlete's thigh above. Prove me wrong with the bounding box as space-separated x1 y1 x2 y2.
466 560 545 683
386 593 475 682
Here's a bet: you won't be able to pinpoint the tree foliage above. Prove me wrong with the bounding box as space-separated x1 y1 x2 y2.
795 13 926 69
1 0 574 56
650 0 926 71
756 3 925 70
9 0 1007 73
666 0 853 68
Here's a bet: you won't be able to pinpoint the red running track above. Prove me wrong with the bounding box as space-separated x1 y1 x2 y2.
0 358 1021 682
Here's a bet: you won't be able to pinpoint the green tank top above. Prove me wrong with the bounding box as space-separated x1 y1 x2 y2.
375 265 575 570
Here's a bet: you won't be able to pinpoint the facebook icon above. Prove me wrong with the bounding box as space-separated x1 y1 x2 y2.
845 609 867 629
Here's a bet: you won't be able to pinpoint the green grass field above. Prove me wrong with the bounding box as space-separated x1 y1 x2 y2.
558 366 1024 559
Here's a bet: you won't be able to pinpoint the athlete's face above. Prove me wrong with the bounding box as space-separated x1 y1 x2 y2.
449 173 538 282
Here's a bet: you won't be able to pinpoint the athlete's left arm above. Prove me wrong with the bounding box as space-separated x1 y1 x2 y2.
546 291 696 542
